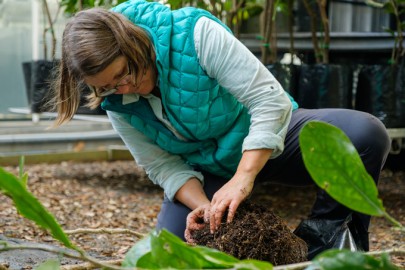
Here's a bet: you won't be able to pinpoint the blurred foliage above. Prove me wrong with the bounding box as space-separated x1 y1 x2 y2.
366 0 405 65
60 0 127 15
163 0 263 37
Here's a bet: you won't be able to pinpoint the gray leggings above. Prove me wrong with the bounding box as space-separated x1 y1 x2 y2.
156 108 391 241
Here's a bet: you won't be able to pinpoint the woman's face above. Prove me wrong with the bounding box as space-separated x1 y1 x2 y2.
84 55 156 97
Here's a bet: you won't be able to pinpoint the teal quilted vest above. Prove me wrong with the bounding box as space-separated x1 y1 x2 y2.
103 0 296 178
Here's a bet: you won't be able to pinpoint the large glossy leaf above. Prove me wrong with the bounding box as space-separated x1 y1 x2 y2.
0 167 74 249
18 156 28 188
124 229 273 269
34 259 61 270
299 121 385 216
122 233 152 267
305 249 400 270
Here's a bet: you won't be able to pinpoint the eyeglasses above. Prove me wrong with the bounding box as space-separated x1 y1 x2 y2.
89 62 132 97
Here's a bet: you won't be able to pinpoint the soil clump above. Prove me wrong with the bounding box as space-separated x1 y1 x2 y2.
190 201 308 266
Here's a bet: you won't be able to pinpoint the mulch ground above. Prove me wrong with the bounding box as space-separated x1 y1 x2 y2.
0 160 404 268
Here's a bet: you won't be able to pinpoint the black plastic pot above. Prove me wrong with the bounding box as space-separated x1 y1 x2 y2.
267 63 300 100
23 60 56 113
355 62 405 128
22 60 105 115
297 64 353 109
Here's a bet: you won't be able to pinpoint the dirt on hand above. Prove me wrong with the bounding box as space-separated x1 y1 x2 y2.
189 201 308 266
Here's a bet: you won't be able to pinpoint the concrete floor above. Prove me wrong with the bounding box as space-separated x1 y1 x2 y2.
0 112 124 157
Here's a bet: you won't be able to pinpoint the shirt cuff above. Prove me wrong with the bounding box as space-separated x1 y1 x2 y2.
242 132 285 158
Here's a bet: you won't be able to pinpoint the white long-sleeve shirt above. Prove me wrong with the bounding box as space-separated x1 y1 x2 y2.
107 16 293 201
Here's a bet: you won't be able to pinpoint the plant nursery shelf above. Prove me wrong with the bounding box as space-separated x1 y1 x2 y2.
242 32 400 54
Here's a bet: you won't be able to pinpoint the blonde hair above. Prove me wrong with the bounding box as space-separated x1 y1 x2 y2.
51 8 155 126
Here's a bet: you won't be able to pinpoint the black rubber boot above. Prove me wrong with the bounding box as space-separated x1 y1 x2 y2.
293 213 369 260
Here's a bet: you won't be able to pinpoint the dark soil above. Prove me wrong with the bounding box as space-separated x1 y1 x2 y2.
190 201 308 266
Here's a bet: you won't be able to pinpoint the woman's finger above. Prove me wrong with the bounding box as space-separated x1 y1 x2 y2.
227 200 241 223
185 206 208 243
186 208 203 225
210 200 229 232
209 204 217 233
185 229 196 244
204 206 210 223
215 200 230 227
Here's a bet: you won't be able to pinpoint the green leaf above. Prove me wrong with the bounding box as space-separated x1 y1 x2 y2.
136 252 161 269
383 2 396 14
223 1 232 12
166 0 185 9
122 233 152 267
124 229 273 269
384 28 396 36
364 0 384 8
34 259 61 270
306 249 400 270
233 260 274 270
0 167 74 249
20 172 29 188
242 10 249 21
299 121 385 216
18 156 24 179
18 156 29 188
149 229 235 269
244 4 263 17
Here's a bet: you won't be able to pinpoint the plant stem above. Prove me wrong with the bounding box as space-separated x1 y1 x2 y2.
61 260 122 270
301 0 321 63
287 0 295 62
261 0 276 64
272 248 405 270
390 0 403 64
41 0 57 60
270 15 278 63
383 211 404 229
1 240 403 270
65 227 145 238
209 0 219 17
260 0 270 64
227 0 246 38
316 0 329 64
0 242 128 270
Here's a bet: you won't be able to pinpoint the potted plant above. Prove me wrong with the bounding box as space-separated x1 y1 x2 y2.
22 0 61 115
355 0 405 128
165 0 263 39
260 0 301 99
260 0 278 64
295 0 353 110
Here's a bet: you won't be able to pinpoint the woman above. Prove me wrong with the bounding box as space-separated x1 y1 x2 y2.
52 0 390 259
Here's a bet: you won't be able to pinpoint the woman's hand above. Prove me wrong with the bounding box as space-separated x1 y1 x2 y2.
209 172 255 232
183 149 273 240
175 178 210 243
185 203 210 243
209 149 273 233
